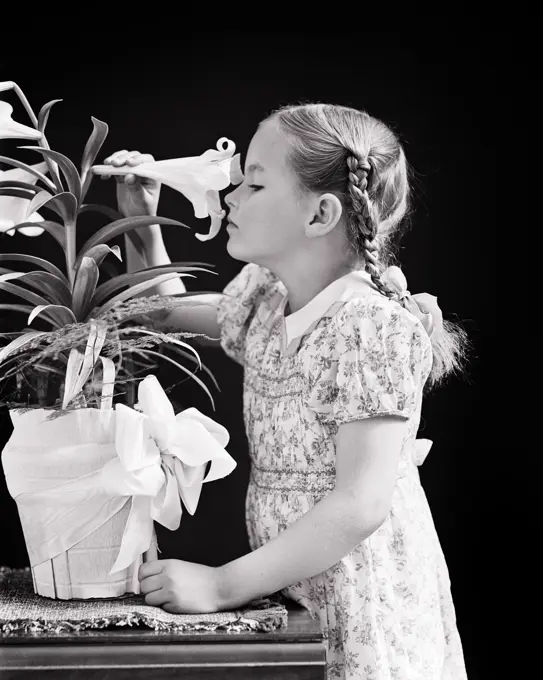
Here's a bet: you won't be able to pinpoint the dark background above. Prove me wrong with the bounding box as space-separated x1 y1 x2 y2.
1 31 497 677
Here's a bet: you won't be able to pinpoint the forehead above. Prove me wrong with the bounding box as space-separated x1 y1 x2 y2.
245 119 291 174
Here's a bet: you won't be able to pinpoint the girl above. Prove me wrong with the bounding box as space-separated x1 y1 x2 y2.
101 103 468 679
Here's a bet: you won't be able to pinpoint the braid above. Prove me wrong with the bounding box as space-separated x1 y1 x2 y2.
346 155 395 300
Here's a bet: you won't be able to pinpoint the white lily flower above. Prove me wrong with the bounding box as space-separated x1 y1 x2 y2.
0 163 48 236
0 101 41 140
92 138 243 241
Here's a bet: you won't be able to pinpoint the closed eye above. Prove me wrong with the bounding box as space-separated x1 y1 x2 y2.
249 184 264 191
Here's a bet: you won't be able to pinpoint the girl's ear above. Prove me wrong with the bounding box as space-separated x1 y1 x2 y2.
305 193 344 238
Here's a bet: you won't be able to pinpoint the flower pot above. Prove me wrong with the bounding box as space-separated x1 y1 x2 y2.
1 372 236 601
1 406 154 600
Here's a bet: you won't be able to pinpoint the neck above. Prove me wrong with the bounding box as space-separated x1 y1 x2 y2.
272 256 356 315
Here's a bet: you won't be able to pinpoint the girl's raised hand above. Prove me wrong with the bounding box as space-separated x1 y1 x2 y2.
99 150 161 218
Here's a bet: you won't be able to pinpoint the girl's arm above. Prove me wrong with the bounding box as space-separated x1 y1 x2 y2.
101 151 223 346
125 225 188 297
125 226 223 347
217 416 407 609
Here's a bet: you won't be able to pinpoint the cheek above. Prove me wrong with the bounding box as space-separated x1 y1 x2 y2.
242 192 274 223
243 193 299 234
231 190 306 259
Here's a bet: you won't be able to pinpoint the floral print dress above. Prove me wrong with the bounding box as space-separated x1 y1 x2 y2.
216 263 467 680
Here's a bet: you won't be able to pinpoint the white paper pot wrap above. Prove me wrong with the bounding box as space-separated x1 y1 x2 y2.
1 375 236 600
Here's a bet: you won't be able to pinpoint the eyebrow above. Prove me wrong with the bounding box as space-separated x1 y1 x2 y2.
246 163 265 173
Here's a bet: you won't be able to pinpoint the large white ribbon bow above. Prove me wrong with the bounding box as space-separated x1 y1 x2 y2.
104 375 237 573
381 266 443 338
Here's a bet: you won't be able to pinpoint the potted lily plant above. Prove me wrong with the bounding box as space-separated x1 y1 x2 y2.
0 81 240 600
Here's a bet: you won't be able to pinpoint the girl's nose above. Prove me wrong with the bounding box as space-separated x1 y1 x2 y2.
225 187 238 209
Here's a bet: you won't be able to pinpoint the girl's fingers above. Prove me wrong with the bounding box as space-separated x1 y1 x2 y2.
100 150 129 180
117 150 141 166
139 574 163 595
139 559 163 580
126 153 155 166
103 150 140 168
124 153 151 184
104 150 129 165
99 150 155 181
144 589 170 607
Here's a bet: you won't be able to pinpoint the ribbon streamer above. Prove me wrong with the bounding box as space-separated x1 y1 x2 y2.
409 438 433 466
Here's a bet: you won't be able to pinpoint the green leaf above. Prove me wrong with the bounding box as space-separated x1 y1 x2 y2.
0 188 63 223
38 99 63 134
10 221 65 248
72 256 99 320
0 156 56 192
82 244 122 272
0 282 68 327
76 216 189 269
0 188 34 200
0 331 49 366
33 362 67 377
9 191 77 225
0 254 68 285
0 304 34 316
32 192 77 225
28 304 77 326
124 328 220 392
99 260 122 281
92 273 188 319
0 306 56 328
56 193 78 224
5 271 72 307
127 347 215 410
126 229 147 256
25 188 55 218
122 327 202 369
91 264 212 307
61 320 107 408
164 342 220 392
0 304 61 330
0 354 31 385
79 203 123 221
81 117 109 201
0 181 43 193
19 147 82 205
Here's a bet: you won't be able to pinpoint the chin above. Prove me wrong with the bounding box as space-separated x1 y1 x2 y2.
227 244 267 268
227 234 275 268
226 238 250 263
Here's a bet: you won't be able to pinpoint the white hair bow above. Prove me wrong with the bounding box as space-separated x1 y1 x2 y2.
381 266 443 337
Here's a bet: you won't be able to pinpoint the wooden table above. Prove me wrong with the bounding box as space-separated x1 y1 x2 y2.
0 599 326 679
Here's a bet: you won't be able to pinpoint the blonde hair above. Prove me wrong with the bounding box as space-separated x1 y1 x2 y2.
265 102 469 387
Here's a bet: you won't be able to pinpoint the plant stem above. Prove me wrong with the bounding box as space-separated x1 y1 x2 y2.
65 219 76 287
11 82 63 193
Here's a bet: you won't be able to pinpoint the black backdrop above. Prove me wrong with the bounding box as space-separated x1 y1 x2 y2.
1 31 497 677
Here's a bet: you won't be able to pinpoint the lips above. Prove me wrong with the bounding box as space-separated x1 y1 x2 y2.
227 218 238 229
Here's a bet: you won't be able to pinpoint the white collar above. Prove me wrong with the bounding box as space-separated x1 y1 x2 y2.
263 269 376 354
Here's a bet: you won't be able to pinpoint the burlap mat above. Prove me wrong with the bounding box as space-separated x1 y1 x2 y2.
0 567 288 636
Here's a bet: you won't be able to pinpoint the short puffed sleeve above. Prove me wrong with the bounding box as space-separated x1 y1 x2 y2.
330 297 432 425
215 263 278 366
